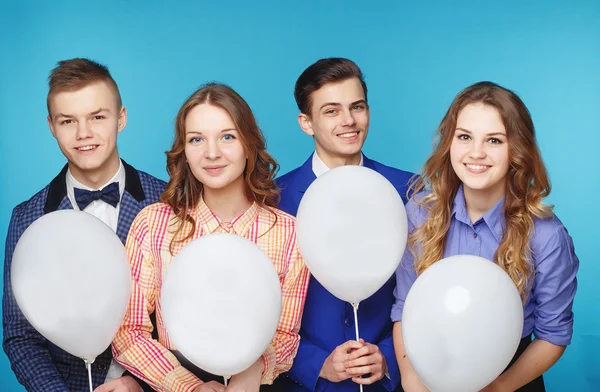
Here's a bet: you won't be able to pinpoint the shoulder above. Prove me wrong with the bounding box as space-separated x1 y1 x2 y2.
366 158 416 202
9 185 51 228
368 159 415 184
530 213 573 255
276 166 304 191
270 207 297 226
131 201 175 228
136 169 167 192
405 191 431 228
257 206 298 241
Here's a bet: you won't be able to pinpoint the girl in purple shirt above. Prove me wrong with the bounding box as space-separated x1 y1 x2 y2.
392 81 579 392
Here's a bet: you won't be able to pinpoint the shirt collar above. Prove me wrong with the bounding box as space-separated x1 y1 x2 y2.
66 161 125 207
452 185 505 242
195 196 259 236
312 150 364 178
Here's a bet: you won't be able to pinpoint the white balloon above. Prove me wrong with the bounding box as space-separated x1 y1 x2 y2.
402 255 524 392
296 166 408 304
11 210 132 363
161 233 282 377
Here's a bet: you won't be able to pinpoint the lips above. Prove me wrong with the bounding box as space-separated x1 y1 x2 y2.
203 165 227 174
464 163 491 174
75 145 98 152
336 130 360 140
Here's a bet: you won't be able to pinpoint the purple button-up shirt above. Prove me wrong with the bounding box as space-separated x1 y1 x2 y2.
391 186 579 346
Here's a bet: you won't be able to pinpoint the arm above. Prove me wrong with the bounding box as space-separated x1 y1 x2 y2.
259 234 310 384
483 224 578 391
111 210 202 392
390 203 429 392
392 323 429 392
481 340 564 391
2 208 70 392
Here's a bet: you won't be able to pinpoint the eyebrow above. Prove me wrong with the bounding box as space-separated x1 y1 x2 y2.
319 99 367 111
186 128 238 135
54 108 111 121
455 127 506 137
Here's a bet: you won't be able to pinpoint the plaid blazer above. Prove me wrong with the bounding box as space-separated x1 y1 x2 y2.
2 160 166 392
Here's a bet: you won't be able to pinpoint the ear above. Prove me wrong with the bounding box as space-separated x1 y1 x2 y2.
298 113 314 136
47 115 57 138
117 106 128 133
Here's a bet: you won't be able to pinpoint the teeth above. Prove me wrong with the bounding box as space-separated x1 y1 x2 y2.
338 132 358 138
466 164 488 170
78 145 95 151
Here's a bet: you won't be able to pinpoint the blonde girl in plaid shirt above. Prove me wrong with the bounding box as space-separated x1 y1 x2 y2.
112 83 310 392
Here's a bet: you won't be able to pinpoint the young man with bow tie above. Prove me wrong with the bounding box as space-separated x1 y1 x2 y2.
2 58 166 392
277 58 413 392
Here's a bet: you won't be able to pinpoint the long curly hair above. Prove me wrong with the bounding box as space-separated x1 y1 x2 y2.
161 83 280 252
409 81 553 300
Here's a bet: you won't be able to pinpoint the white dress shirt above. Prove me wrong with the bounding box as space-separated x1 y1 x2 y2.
311 150 364 177
66 161 127 383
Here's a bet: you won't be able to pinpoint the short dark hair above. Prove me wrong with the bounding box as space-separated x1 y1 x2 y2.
294 57 368 115
47 58 122 115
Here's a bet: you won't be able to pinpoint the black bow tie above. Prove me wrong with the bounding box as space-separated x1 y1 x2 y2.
74 182 120 210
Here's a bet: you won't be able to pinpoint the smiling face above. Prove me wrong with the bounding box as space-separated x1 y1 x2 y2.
184 103 247 193
450 102 510 202
298 77 369 167
47 81 125 186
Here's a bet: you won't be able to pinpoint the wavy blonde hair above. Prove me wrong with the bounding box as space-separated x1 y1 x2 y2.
161 83 280 253
409 81 553 299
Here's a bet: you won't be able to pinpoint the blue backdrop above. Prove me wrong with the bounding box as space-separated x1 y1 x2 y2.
1 1 598 390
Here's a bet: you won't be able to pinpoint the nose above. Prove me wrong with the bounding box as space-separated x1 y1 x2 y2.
75 121 93 140
205 139 222 160
468 141 487 159
340 109 356 127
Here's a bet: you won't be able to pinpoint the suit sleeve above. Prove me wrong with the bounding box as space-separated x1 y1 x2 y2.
2 207 70 392
377 330 401 390
285 332 331 392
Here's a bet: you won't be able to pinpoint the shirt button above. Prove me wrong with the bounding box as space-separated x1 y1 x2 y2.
344 318 354 327
473 232 478 239
97 362 108 371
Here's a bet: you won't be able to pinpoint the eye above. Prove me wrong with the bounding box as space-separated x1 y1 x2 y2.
92 115 105 120
457 134 471 141
352 104 366 111
188 136 203 144
222 133 236 141
60 119 74 125
488 137 503 144
324 108 337 115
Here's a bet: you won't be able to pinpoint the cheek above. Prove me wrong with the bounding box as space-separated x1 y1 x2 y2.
449 143 462 165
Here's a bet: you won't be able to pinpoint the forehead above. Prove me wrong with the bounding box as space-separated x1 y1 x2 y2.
310 77 365 108
456 103 506 134
49 81 118 115
185 103 236 132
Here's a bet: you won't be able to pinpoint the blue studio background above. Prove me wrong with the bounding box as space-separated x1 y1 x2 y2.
1 1 598 390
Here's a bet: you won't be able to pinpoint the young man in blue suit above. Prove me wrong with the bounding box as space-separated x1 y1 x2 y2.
2 58 166 392
277 58 412 392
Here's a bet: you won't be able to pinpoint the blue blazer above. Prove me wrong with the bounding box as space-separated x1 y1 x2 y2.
2 160 166 392
276 154 413 392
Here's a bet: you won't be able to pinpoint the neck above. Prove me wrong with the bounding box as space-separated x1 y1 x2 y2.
69 154 121 189
315 147 361 169
203 176 252 222
463 183 505 223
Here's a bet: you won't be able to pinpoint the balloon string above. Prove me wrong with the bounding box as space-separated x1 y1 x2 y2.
85 360 93 392
351 302 363 392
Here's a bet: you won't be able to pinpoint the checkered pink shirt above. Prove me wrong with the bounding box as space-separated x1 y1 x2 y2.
112 198 309 392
